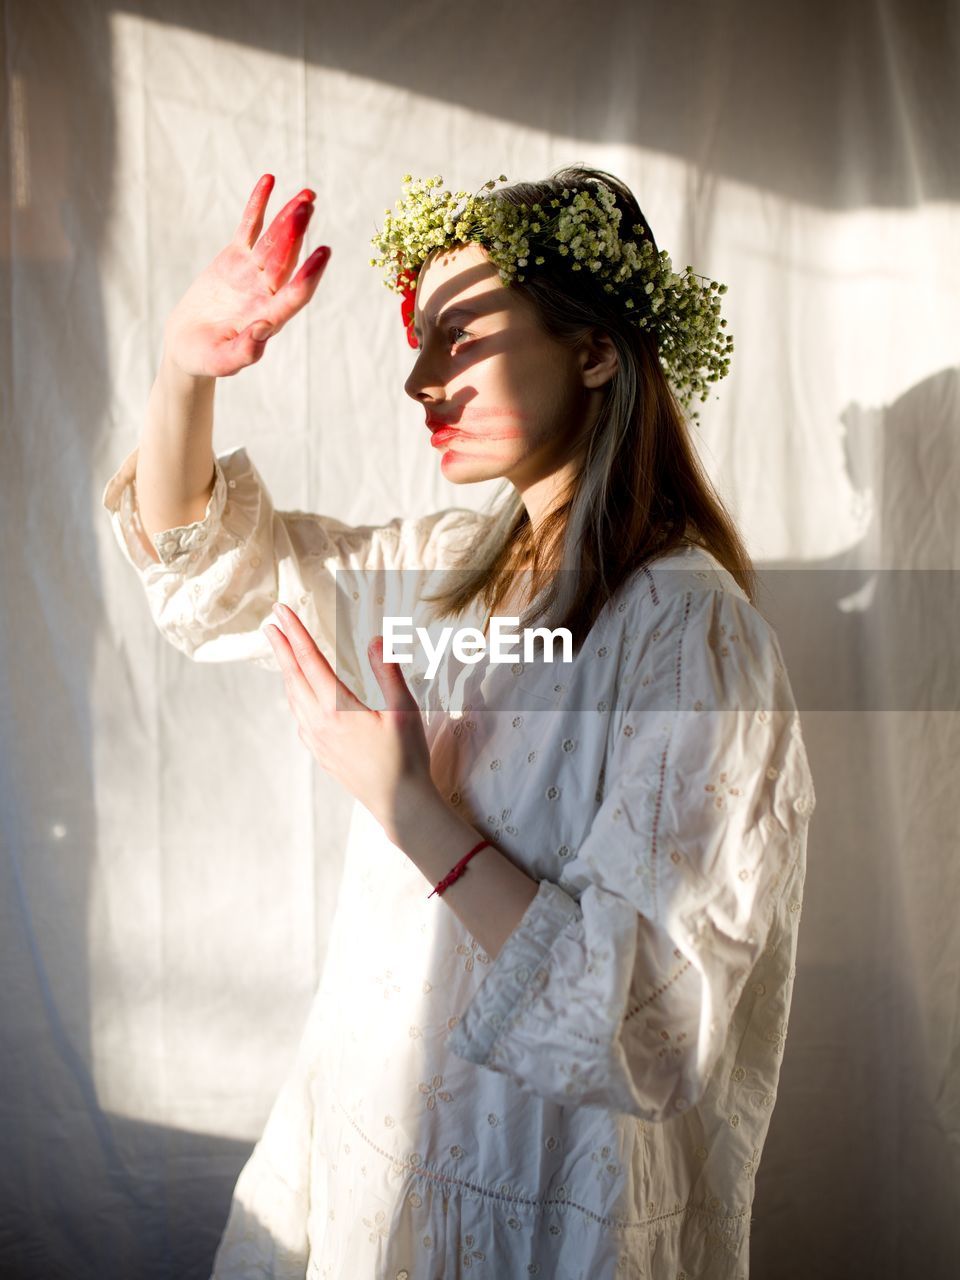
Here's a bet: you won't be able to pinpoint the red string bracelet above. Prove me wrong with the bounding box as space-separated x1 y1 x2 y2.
428 838 493 900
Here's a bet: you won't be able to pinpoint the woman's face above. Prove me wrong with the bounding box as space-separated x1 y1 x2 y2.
404 243 594 491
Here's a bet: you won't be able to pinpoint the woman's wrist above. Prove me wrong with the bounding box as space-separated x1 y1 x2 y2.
389 781 540 959
389 780 463 856
158 343 217 396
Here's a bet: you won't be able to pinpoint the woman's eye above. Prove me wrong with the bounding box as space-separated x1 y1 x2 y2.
410 328 469 354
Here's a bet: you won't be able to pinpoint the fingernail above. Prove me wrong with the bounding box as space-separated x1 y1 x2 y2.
272 602 284 617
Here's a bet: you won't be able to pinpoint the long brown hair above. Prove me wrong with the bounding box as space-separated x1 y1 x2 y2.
420 164 757 650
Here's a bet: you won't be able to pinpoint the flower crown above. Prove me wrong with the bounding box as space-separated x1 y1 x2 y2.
369 173 734 422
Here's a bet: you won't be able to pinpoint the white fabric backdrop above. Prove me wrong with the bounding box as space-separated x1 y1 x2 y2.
2 0 958 1275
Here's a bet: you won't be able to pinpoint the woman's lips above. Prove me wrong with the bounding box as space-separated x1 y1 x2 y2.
429 426 466 447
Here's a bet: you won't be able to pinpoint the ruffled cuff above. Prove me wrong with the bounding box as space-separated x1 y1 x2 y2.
447 878 582 1067
101 444 232 572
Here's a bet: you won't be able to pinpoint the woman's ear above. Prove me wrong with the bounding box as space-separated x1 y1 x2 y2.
578 328 619 389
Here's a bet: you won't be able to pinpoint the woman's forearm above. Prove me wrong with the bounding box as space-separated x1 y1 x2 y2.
135 348 218 555
392 786 540 961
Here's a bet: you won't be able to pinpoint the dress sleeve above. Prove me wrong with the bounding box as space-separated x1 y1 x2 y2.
101 443 487 701
446 585 817 1122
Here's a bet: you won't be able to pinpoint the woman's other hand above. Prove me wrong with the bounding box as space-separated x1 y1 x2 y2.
162 174 331 379
264 603 438 844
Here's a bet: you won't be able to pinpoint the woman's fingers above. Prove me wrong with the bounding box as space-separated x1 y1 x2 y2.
234 175 319 270
241 248 330 352
234 243 328 357
229 262 322 370
252 190 315 279
274 246 331 313
271 604 362 715
294 245 332 283
234 174 275 249
263 202 313 288
270 606 331 701
265 623 313 695
187 314 276 378
231 317 277 369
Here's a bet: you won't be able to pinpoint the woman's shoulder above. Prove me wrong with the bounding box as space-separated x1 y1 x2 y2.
607 542 794 712
620 540 749 612
603 540 782 671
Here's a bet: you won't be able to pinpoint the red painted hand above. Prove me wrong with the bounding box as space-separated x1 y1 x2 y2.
162 174 332 379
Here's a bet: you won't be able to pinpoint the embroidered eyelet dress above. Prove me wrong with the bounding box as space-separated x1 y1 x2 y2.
102 443 816 1280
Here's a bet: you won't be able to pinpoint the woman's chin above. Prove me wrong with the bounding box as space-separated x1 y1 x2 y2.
438 451 504 482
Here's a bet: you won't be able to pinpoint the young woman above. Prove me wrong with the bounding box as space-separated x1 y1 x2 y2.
103 167 816 1279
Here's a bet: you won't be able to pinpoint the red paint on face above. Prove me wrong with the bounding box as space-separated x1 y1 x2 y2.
434 436 516 465
452 405 528 420
439 444 478 464
437 429 525 447
428 406 528 436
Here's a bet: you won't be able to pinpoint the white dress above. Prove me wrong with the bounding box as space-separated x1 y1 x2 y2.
102 444 816 1280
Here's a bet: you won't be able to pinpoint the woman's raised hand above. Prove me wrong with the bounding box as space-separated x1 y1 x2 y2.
162 174 331 379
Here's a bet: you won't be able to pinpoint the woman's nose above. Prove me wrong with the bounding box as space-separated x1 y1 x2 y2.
404 354 445 404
